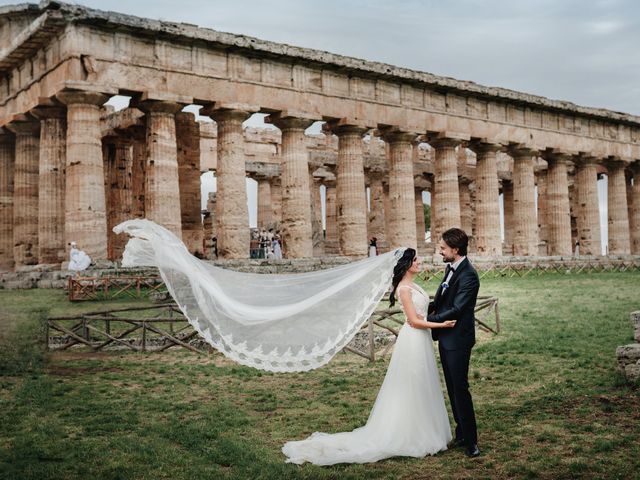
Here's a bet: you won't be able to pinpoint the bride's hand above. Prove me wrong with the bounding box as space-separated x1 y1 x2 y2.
442 320 457 328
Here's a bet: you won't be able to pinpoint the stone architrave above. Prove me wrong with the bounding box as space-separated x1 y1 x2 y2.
206 107 253 259
415 188 426 248
176 111 204 256
544 153 572 256
510 147 539 256
368 171 387 252
31 105 66 265
382 130 417 250
502 180 514 255
330 123 369 257
574 155 602 256
471 142 502 256
267 114 315 258
138 100 183 238
0 130 14 270
256 176 273 229
430 137 463 242
629 162 640 255
104 139 133 261
6 120 40 267
606 160 631 254
56 90 110 260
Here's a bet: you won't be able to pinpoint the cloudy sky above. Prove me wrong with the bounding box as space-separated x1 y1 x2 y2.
4 0 636 252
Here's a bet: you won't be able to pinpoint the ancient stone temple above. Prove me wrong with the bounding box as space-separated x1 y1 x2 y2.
0 1 639 270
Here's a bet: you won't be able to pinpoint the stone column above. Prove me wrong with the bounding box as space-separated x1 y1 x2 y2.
510 147 539 256
472 143 502 256
31 106 67 265
574 155 602 256
130 128 146 219
382 131 417 249
257 176 273 229
368 171 387 252
606 160 631 254
545 153 572 256
458 178 473 236
324 179 338 254
331 124 368 257
176 111 204 256
203 192 217 257
56 90 110 260
0 130 14 270
414 188 425 248
309 172 324 256
138 100 183 238
206 108 253 259
502 180 514 255
430 137 463 242
269 177 282 226
629 162 640 255
105 139 133 261
383 182 391 243
536 171 549 255
6 120 40 267
268 114 315 258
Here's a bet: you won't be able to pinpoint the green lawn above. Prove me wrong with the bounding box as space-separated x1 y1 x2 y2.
1 272 639 480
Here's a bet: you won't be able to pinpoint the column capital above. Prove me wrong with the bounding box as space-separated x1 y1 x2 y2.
201 102 258 122
468 141 504 155
136 99 183 115
542 150 573 166
5 115 40 136
628 160 640 174
323 118 370 137
427 131 469 149
0 127 13 141
265 110 316 130
378 126 418 144
573 153 601 167
604 157 627 171
56 89 109 106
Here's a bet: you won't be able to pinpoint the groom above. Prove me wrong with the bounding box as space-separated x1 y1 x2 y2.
428 228 481 458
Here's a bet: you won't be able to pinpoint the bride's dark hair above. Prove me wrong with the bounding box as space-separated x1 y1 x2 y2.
389 248 416 307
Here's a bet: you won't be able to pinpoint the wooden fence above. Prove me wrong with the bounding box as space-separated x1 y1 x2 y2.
67 276 166 301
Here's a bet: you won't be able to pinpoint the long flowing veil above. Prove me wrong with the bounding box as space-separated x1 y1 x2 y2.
114 219 404 372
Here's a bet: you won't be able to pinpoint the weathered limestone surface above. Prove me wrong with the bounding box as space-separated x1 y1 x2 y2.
384 132 417 250
104 139 133 261
575 156 602 255
256 177 272 229
269 177 282 226
324 180 338 254
310 174 324 256
333 125 368 257
616 311 640 381
34 110 66 264
130 129 146 219
415 188 426 248
502 180 514 254
367 173 387 252
607 161 631 255
57 90 109 260
7 121 39 267
629 163 640 255
269 115 314 258
139 100 183 238
458 178 473 239
176 112 203 256
545 154 572 256
0 131 14 270
430 137 462 242
511 149 538 256
473 143 502 256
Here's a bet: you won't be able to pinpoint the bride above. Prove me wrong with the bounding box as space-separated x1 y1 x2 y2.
282 247 455 465
114 220 455 465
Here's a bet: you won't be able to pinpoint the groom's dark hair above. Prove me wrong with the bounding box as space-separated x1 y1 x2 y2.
442 228 468 256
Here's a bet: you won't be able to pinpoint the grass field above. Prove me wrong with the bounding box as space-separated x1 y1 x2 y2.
1 271 639 480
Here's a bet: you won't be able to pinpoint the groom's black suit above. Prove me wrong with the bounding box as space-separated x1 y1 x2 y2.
428 257 479 446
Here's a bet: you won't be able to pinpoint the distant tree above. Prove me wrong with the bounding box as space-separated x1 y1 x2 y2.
423 203 431 232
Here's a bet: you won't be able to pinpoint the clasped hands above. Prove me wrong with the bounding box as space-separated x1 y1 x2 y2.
407 314 457 329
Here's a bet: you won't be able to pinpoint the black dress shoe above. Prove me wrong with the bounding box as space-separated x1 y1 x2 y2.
450 437 466 448
465 444 480 458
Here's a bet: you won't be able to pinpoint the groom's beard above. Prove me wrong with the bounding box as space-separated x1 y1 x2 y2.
442 255 454 263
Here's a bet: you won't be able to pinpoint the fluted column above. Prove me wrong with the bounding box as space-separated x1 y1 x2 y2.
629 162 640 255
56 90 110 260
31 106 66 265
415 188 426 247
382 131 417 249
104 139 133 261
6 120 40 267
309 171 324 255
206 108 252 259
574 155 602 256
458 179 473 237
324 179 338 254
256 176 273 229
502 180 514 254
130 128 146 219
536 172 549 255
331 124 368 256
0 130 14 270
430 137 462 241
544 153 572 256
368 172 387 252
269 177 282 226
138 100 183 238
510 148 539 256
176 111 204 256
268 115 315 258
472 143 502 256
606 160 631 254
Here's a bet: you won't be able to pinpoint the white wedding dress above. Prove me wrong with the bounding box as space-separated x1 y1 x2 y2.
282 284 452 465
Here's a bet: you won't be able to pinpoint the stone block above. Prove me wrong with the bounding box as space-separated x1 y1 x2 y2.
632 311 640 343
